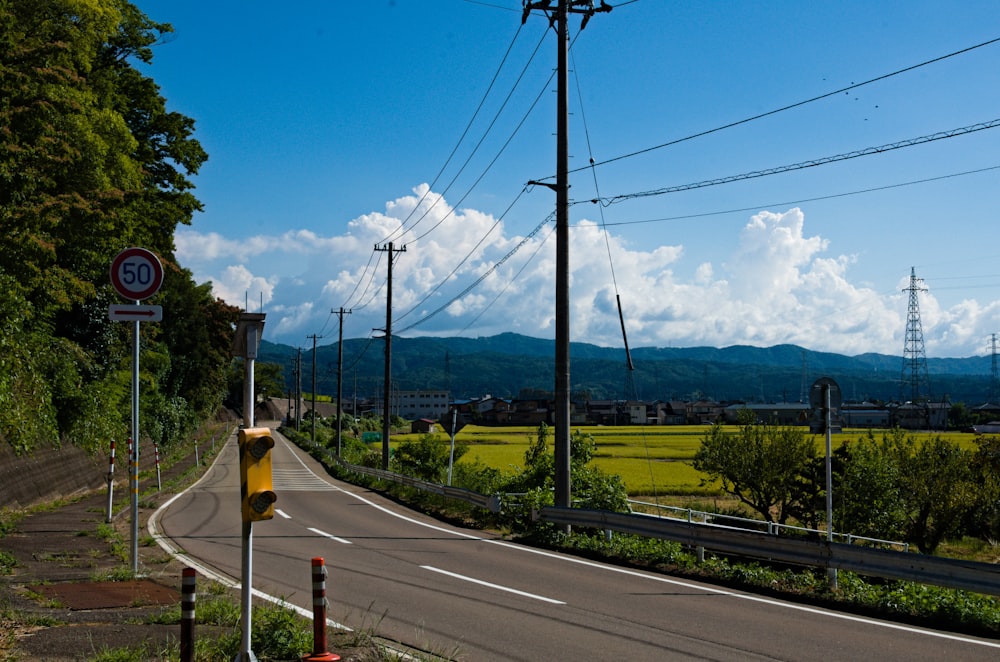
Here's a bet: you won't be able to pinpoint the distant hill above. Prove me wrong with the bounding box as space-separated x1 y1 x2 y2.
258 333 995 405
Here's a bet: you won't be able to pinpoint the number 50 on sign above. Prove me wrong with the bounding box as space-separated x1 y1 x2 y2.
110 247 164 301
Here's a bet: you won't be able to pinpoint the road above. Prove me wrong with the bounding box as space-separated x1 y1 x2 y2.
154 427 1000 660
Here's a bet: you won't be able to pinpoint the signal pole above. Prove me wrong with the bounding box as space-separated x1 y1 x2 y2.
523 0 610 511
375 242 405 469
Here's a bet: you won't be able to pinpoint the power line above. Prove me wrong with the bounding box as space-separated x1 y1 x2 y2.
597 119 1000 204
578 164 1000 227
397 211 554 334
381 21 535 244
396 187 528 325
532 35 1000 181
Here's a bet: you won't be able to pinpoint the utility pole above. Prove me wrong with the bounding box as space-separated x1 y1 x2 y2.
334 307 351 456
307 334 321 445
375 241 405 469
523 0 610 512
295 348 302 431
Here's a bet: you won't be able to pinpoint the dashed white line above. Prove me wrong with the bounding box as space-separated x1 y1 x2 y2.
421 565 565 604
308 527 353 544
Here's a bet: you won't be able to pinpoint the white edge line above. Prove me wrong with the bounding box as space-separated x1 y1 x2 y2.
421 565 565 604
154 432 1000 651
147 434 352 632
333 480 1000 650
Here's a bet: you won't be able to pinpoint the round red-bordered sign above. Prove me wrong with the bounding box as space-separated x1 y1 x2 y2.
110 247 164 301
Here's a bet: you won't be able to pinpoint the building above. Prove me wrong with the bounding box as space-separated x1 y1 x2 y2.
393 390 450 421
722 403 812 426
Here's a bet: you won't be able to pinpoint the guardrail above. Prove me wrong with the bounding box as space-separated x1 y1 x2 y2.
296 436 501 512
290 434 1000 596
535 506 1000 596
627 499 909 551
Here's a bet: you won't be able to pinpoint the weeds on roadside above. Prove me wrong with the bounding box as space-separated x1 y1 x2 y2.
95 522 129 563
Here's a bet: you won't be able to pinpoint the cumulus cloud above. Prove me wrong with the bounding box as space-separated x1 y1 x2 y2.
175 187 996 358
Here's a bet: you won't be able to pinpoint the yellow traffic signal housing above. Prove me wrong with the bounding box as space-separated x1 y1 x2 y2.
238 427 276 522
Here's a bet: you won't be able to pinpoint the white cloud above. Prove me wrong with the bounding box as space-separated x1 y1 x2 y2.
176 187 998 358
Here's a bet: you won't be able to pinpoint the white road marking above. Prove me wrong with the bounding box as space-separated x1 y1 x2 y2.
275 509 292 519
308 527 353 544
421 565 565 604
337 480 1000 650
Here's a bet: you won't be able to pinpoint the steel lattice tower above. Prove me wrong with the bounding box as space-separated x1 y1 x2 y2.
900 267 931 402
990 333 999 404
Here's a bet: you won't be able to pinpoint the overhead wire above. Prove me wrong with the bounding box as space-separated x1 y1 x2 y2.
404 27 558 246
342 19 538 325
380 21 533 244
572 44 658 504
396 187 529 325
532 35 1000 182
397 211 555 334
574 164 1000 228
456 222 557 336
346 21 552 334
392 28 571 324
597 119 1000 204
395 26 593 330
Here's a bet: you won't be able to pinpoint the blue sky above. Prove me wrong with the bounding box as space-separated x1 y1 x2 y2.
134 1 1000 358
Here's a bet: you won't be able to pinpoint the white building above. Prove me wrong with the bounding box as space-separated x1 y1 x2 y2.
393 390 451 421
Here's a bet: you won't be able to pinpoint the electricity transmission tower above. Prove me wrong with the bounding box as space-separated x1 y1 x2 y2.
900 267 931 403
989 333 999 404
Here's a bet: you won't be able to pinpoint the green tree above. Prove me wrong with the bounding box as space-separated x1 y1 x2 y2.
693 413 817 524
500 423 628 518
392 434 468 483
836 429 979 554
0 1 224 453
898 435 976 554
835 430 908 541
968 435 1000 540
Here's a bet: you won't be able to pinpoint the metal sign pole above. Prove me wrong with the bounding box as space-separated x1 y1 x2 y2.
130 312 140 575
238 331 256 661
825 385 838 589
232 313 265 662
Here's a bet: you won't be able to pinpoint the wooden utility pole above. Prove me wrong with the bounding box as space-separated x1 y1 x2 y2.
307 334 322 445
523 0 610 511
334 307 351 456
295 348 302 430
375 242 405 469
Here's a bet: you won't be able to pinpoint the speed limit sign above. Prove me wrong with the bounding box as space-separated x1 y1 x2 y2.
110 247 164 301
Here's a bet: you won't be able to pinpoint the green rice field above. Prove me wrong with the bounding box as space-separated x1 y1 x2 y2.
391 424 979 497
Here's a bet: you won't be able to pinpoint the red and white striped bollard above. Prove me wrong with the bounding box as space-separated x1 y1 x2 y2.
302 557 340 661
105 439 116 522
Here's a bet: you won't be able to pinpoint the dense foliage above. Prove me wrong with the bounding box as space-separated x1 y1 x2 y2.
693 412 817 525
0 0 239 453
694 416 1000 554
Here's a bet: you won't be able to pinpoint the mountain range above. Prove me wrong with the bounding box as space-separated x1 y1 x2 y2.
258 332 997 405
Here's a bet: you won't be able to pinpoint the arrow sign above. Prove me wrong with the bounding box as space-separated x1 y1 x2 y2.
109 304 163 322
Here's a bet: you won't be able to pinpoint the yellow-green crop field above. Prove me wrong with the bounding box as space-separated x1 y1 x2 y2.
391 425 980 497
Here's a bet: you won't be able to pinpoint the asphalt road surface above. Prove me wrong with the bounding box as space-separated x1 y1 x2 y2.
154 427 1000 661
